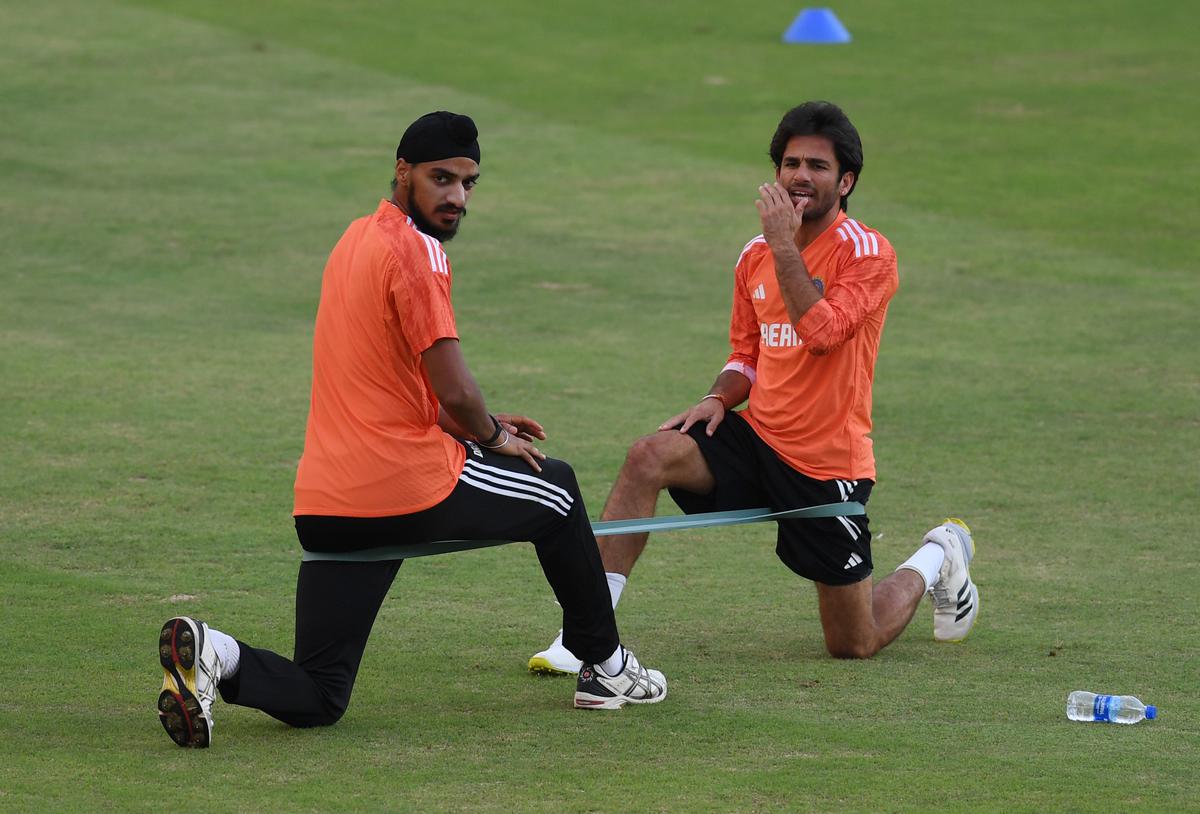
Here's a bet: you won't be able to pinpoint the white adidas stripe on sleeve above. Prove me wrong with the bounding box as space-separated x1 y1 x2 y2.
836 224 862 257
845 219 879 256
417 232 449 275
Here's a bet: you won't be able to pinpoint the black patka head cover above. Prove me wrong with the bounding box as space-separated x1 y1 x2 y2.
396 111 480 164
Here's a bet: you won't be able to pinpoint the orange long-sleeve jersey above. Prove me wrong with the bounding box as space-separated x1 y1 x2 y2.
725 210 898 481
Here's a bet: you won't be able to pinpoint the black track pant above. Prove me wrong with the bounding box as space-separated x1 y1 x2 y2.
218 445 618 727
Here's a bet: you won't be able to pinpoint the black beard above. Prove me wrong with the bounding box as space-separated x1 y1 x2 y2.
800 194 837 222
407 190 465 242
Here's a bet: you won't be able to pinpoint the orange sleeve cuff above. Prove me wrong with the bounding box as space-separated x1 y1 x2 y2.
796 298 834 344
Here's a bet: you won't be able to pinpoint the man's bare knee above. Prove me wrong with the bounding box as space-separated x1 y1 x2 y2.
825 638 880 660
621 434 676 487
610 430 712 505
825 633 883 657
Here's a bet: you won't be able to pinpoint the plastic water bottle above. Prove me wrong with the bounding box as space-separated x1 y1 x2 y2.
1067 691 1157 724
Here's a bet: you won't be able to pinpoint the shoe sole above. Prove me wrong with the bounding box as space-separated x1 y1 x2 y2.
574 686 668 710
157 619 211 748
528 655 579 676
574 693 627 709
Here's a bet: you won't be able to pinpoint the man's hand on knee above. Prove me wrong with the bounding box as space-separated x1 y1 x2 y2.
659 396 726 437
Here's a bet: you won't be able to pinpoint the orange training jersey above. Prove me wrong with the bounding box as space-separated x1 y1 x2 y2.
293 199 466 517
726 210 898 481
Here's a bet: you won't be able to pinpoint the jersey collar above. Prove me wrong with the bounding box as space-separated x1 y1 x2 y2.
803 209 849 255
377 198 414 227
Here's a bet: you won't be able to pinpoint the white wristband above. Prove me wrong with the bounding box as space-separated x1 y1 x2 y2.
480 429 510 449
701 393 727 409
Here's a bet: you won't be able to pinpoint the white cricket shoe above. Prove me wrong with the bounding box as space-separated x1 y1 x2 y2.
157 616 221 748
574 648 667 710
925 518 980 642
528 629 582 676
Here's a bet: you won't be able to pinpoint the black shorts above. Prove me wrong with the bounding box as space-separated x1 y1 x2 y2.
668 411 873 585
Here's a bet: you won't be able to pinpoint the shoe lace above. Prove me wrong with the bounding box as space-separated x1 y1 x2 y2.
620 657 655 698
633 663 650 697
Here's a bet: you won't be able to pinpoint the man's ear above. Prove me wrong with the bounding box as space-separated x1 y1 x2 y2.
394 158 411 190
838 170 856 198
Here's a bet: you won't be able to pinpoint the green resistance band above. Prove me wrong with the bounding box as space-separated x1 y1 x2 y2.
300 501 864 563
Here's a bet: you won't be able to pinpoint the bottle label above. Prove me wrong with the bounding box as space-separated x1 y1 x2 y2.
1093 695 1113 722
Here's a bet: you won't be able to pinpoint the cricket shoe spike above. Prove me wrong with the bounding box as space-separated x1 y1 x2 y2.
528 629 582 676
574 648 666 710
925 518 980 642
157 616 221 748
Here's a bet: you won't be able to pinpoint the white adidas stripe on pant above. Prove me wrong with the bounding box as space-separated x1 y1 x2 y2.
459 459 574 517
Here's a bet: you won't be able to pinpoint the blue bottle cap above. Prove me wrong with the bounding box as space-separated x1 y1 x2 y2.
1145 705 1157 719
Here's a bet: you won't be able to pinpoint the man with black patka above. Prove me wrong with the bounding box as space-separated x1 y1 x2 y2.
154 111 667 749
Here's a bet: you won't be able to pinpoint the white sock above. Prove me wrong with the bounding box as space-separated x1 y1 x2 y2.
606 572 627 609
598 645 625 677
206 626 241 678
895 542 946 593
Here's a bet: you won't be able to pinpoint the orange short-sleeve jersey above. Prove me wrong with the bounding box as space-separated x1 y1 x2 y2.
293 200 466 517
727 211 898 481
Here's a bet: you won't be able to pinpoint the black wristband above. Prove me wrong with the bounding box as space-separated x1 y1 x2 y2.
481 415 503 446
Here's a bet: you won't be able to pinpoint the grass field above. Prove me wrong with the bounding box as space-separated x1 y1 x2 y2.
2 0 1198 810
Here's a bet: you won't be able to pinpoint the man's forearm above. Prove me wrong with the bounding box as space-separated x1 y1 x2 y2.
437 406 474 438
706 369 753 409
772 243 824 325
421 338 500 442
438 383 497 441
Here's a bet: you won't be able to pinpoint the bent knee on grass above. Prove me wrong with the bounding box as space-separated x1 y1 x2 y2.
824 638 882 660
816 579 887 660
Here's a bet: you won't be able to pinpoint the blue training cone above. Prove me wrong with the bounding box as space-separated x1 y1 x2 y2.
783 8 852 44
